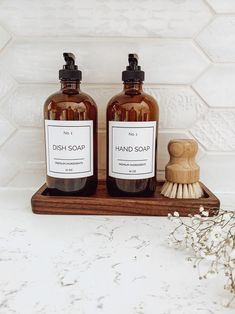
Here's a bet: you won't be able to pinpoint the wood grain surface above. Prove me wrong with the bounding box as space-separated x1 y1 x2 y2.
31 181 220 216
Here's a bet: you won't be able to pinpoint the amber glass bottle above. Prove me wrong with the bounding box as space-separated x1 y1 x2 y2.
44 53 97 196
106 54 159 196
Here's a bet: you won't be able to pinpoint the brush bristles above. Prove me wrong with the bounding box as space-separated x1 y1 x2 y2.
161 181 204 199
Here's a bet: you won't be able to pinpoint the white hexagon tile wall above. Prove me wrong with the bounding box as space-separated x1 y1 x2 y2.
0 0 234 204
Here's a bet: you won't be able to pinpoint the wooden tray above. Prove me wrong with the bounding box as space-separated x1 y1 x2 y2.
31 181 220 216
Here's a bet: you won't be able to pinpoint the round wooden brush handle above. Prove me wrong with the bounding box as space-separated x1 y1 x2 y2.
165 139 200 184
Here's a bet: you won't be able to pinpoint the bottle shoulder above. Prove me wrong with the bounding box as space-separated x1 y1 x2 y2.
106 89 159 122
107 90 159 109
44 89 97 108
141 91 159 107
79 91 97 107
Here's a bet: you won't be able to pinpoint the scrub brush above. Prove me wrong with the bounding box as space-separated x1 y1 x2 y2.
161 139 204 199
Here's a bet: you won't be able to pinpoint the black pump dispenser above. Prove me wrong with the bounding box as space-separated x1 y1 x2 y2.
59 52 82 81
122 53 145 82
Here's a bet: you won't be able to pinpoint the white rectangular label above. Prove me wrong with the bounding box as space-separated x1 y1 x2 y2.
109 121 156 179
45 120 93 179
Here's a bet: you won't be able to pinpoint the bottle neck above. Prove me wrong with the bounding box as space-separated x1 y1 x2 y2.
61 80 81 92
123 81 143 94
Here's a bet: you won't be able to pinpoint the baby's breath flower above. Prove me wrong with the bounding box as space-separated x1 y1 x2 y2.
223 213 231 222
230 249 235 260
199 206 204 213
205 254 216 261
168 208 235 307
222 298 230 307
202 210 209 217
167 213 173 221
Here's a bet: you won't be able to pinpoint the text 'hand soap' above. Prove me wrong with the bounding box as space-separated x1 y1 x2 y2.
44 53 97 195
106 53 159 196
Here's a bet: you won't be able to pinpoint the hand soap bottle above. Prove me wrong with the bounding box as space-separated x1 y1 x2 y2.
106 53 159 196
44 53 97 196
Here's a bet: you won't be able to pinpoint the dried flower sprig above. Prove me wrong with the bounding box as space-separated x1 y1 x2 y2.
168 207 235 307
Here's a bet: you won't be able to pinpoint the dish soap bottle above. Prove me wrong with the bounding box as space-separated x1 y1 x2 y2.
106 53 159 196
44 52 97 195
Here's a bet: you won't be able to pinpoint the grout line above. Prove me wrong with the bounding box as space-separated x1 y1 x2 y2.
142 83 190 88
193 37 215 63
0 127 18 149
193 13 235 64
190 85 210 109
5 81 198 88
188 41 212 85
0 36 12 56
0 187 38 192
187 129 210 152
192 85 235 110
202 0 217 15
193 6 216 41
205 106 235 112
187 110 208 132
5 167 23 188
193 41 235 64
190 61 212 86
14 79 201 85
203 151 235 155
0 20 15 40
0 19 16 56
189 124 235 155
190 38 212 62
158 128 189 133
0 33 15 58
197 60 235 64
197 143 206 156
0 80 18 108
9 35 198 41
213 12 235 16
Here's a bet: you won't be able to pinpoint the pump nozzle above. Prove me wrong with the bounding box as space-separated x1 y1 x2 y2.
63 53 77 70
128 53 139 71
122 53 145 82
59 52 82 81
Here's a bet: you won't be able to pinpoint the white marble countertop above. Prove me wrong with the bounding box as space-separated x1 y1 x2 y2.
0 190 234 314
